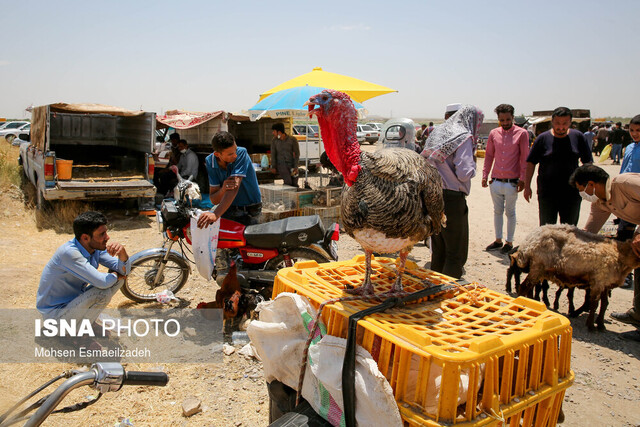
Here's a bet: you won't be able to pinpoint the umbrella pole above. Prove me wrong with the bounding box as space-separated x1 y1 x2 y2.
305 133 309 186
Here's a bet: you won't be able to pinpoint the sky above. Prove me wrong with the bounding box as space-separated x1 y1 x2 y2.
1 0 638 121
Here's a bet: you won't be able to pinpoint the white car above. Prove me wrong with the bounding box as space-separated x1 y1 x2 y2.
1 122 30 144
356 124 380 144
366 122 384 132
292 124 319 140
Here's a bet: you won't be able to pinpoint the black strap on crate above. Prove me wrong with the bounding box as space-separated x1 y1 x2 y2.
341 279 467 427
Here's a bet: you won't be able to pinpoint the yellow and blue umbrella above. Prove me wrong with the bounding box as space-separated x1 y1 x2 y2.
248 85 367 122
258 67 396 103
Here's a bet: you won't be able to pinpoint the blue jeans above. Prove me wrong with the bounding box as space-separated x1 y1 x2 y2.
490 180 518 242
611 144 622 162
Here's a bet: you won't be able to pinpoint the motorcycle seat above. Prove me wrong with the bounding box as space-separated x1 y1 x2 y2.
244 215 325 249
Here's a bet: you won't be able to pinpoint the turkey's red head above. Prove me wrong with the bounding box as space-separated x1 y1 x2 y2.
307 89 361 186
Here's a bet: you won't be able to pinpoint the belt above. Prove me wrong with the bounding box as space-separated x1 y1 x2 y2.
493 178 519 183
229 203 262 213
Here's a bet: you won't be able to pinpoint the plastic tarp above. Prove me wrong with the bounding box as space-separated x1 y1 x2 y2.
31 106 47 151
156 110 225 130
48 103 146 117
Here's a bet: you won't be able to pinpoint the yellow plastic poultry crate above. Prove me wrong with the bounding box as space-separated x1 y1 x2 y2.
273 255 574 426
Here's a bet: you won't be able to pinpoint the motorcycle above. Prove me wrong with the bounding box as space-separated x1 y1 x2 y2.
121 183 340 303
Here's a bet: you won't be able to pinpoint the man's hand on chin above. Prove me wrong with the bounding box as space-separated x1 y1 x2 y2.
106 241 128 262
197 212 218 229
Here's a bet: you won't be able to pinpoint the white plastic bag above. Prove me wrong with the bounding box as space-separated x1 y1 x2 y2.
247 293 402 427
190 214 220 280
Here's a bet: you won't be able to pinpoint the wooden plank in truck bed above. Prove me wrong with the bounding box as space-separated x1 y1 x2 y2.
57 180 154 189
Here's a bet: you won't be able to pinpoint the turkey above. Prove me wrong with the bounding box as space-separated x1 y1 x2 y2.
306 90 445 295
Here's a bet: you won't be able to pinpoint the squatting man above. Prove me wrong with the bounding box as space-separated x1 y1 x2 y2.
36 211 130 331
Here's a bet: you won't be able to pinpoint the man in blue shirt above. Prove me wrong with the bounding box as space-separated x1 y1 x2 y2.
584 126 596 152
612 115 640 290
619 116 640 174
197 131 262 227
36 211 129 323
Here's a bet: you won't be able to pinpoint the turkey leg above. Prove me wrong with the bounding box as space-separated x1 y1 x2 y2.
387 248 410 294
346 250 375 296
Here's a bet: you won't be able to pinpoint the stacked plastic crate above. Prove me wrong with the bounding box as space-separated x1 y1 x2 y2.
305 186 342 226
273 255 574 426
259 184 301 222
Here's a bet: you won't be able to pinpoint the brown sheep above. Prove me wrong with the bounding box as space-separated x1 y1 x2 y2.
506 249 590 317
512 224 640 331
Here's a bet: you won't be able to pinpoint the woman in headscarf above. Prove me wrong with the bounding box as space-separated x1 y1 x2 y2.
420 105 484 279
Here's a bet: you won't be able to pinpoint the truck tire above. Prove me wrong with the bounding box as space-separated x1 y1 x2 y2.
121 253 190 302
264 247 331 271
5 134 15 144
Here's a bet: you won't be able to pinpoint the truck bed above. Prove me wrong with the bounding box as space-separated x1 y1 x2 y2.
70 164 146 181
51 164 154 200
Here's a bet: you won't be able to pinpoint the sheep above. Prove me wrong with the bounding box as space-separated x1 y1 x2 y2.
511 224 640 332
506 248 590 317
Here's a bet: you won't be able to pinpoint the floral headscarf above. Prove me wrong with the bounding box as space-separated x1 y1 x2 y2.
421 105 484 163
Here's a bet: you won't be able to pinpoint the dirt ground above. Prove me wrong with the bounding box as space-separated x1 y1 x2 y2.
0 143 639 426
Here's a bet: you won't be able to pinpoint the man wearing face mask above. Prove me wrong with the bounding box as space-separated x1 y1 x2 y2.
569 164 640 342
523 107 593 226
176 139 199 181
270 123 300 187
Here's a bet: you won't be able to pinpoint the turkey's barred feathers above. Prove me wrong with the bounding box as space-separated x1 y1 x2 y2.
341 149 444 241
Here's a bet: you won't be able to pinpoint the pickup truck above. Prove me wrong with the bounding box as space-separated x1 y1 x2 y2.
19 103 156 209
291 124 324 165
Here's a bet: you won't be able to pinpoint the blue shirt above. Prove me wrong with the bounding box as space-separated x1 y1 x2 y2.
204 146 261 206
36 238 129 315
584 131 595 150
620 141 640 173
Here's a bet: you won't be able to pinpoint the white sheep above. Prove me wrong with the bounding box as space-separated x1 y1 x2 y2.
512 224 640 331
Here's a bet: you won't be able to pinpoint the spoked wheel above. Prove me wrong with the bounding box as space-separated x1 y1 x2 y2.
121 253 190 302
5 134 15 144
264 247 331 271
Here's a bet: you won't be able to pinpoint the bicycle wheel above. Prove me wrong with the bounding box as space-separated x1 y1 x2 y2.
121 253 190 302
264 247 331 271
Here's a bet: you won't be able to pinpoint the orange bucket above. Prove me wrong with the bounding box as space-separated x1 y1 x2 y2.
56 159 73 180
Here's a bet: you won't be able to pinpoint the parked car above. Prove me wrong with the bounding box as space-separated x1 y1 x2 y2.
12 131 31 146
356 124 380 144
292 124 319 140
366 122 384 132
1 121 30 144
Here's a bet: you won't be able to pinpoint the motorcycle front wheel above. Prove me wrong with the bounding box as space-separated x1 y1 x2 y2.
264 247 331 271
121 253 190 302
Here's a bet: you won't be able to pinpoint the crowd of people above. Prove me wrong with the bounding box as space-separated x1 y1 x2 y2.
419 103 640 342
